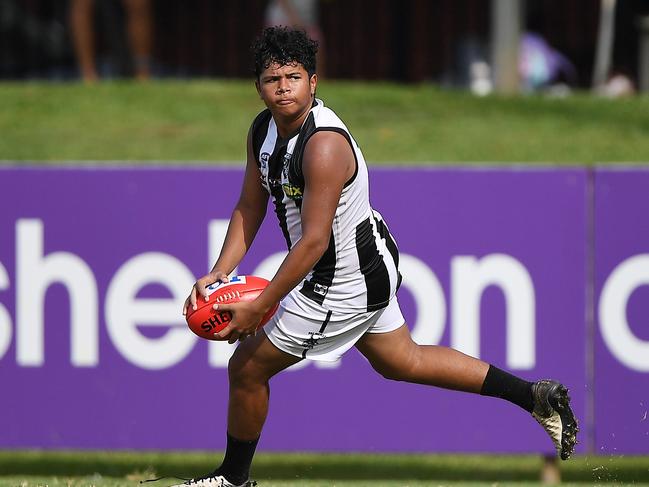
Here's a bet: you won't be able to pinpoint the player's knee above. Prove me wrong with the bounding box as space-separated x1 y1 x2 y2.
228 352 253 386
372 360 410 382
228 352 266 388
375 364 403 381
372 348 419 382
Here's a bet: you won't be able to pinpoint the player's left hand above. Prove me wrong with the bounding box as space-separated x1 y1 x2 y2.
213 300 265 344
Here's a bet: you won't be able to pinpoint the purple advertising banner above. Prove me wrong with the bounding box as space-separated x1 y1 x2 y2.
594 168 649 455
0 167 588 454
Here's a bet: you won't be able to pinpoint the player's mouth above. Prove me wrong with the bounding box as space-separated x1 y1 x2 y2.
276 98 295 106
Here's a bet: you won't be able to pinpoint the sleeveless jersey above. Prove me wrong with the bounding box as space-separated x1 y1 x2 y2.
251 98 401 313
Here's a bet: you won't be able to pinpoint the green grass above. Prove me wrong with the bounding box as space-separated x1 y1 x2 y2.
4 481 647 487
1 451 649 486
1 80 648 164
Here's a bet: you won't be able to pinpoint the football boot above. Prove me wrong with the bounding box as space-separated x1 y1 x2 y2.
531 379 579 460
168 474 257 487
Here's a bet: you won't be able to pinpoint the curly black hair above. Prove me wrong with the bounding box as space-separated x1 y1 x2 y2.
251 26 318 78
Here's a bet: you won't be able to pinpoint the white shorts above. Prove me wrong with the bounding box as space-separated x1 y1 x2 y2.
264 292 405 362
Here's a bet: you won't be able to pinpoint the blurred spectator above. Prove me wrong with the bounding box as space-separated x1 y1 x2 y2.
265 0 325 76
598 72 636 97
69 0 153 82
519 32 577 93
469 61 493 96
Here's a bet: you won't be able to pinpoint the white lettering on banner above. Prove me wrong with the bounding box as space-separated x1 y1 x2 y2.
208 220 233 273
16 219 99 367
0 262 12 360
252 252 287 281
399 254 446 345
0 219 546 371
599 254 649 372
451 254 536 369
207 220 238 367
105 252 196 370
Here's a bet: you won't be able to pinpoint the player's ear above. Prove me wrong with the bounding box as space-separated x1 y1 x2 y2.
255 79 262 98
310 74 317 96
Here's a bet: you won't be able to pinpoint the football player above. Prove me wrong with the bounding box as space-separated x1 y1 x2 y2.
176 26 578 487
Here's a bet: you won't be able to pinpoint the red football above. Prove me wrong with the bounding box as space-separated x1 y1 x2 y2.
186 275 278 341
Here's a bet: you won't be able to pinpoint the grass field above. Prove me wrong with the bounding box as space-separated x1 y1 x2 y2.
1 81 648 164
1 451 649 487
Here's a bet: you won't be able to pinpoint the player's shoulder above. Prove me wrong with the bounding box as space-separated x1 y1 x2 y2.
250 108 273 135
249 108 273 155
307 100 354 150
304 132 354 174
312 100 346 130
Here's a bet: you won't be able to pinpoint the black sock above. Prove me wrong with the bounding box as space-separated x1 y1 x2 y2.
480 364 534 413
215 433 259 485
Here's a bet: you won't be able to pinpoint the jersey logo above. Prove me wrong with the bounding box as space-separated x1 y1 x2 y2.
301 331 326 350
282 183 303 199
205 275 246 296
312 283 328 296
260 152 270 171
281 152 303 199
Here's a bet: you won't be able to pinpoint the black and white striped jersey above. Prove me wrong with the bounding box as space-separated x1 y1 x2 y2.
251 98 401 313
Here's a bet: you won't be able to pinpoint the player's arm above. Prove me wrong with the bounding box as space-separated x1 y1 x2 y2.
214 131 355 342
184 126 269 313
210 126 269 276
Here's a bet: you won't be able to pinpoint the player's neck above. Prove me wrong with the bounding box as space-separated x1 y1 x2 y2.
273 99 314 138
275 122 301 141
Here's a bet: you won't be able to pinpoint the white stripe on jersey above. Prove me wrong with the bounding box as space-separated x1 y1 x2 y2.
253 98 401 313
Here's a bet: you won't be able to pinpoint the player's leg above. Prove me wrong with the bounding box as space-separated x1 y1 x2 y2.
355 322 578 460
172 332 300 487
226 331 301 440
355 324 492 392
219 332 300 485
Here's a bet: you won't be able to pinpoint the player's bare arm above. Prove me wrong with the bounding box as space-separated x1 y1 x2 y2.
214 131 354 343
183 127 269 314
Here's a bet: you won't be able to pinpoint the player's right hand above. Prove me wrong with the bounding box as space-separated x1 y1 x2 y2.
182 270 229 315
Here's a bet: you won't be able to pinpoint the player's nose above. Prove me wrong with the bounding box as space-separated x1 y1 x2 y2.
276 78 290 93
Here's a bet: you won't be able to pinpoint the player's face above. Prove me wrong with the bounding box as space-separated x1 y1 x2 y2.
256 62 317 124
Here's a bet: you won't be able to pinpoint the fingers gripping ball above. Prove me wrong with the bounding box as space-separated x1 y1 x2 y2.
185 275 279 341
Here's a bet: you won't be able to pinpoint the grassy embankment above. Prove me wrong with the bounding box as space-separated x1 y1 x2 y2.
1 81 648 164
